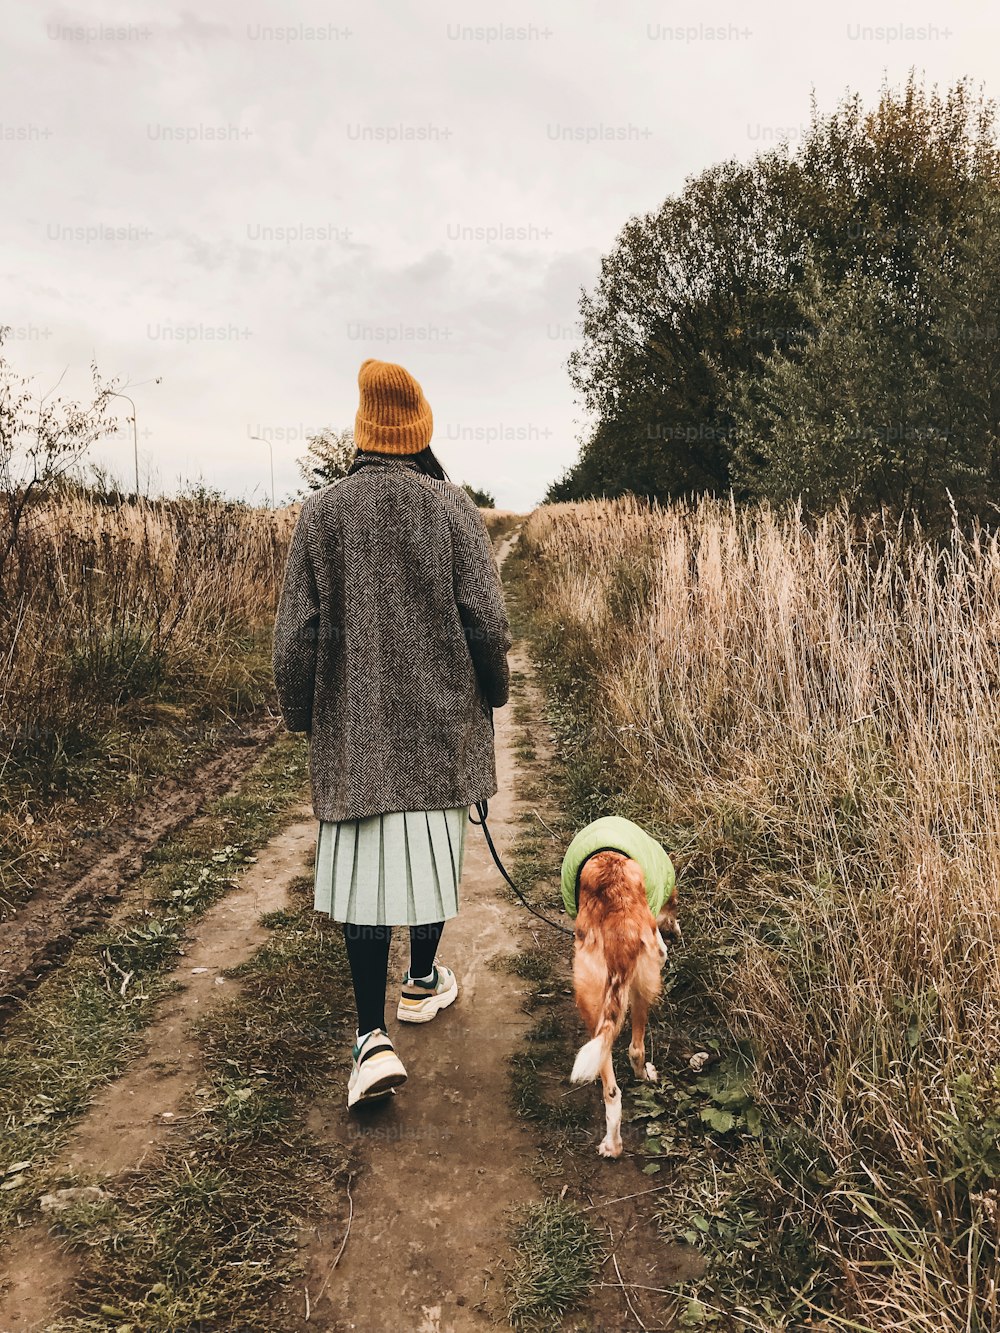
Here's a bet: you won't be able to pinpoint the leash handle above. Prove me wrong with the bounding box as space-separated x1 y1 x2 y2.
470 800 574 937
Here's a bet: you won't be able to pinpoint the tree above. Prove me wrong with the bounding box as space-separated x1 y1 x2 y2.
729 268 940 515
730 81 1000 526
562 152 808 501
0 327 119 588
462 483 495 508
556 75 1000 525
296 427 356 492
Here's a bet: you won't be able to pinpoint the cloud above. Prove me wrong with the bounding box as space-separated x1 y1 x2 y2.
6 0 997 508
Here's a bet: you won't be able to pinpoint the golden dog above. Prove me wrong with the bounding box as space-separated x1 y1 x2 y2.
570 850 680 1157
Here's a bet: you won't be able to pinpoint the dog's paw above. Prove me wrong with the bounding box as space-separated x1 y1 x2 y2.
598 1138 623 1158
628 1052 658 1082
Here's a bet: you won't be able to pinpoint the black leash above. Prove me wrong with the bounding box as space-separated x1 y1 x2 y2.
470 799 575 937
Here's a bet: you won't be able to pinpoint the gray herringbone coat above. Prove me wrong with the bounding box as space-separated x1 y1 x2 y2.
271 456 511 822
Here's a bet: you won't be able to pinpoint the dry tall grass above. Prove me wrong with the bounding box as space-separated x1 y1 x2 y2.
517 496 1000 1329
0 493 292 904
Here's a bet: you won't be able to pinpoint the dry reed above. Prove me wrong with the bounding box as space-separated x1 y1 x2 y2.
517 496 1000 1328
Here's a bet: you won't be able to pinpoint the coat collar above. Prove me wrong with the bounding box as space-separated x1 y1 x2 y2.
349 453 423 476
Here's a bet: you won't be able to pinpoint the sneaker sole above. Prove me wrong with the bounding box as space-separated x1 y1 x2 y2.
396 978 459 1023
348 1069 408 1108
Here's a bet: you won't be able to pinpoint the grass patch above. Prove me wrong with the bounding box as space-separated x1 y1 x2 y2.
493 949 558 987
496 797 590 1139
46 878 355 1330
504 1197 602 1332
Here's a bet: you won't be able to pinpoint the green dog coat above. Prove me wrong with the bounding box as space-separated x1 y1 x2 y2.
560 816 676 919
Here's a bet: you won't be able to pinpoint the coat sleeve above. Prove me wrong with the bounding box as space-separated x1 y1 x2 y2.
449 496 512 708
271 506 320 733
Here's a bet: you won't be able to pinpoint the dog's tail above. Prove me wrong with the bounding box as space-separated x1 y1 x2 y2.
570 974 628 1083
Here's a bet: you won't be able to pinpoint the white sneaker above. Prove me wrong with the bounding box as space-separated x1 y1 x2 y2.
347 1028 408 1108
396 964 459 1023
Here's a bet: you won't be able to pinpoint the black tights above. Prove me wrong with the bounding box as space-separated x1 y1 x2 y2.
342 921 444 1036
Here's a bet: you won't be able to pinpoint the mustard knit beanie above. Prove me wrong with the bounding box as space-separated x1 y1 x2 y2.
354 358 433 455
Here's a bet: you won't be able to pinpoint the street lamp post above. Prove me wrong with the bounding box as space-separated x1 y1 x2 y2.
250 435 275 508
108 379 160 497
108 390 139 496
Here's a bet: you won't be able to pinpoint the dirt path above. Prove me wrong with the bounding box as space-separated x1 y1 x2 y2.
298 675 540 1330
291 528 541 1331
62 810 317 1178
0 715 280 1028
0 527 560 1332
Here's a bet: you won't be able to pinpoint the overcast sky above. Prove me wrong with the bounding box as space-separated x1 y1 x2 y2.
4 2 998 509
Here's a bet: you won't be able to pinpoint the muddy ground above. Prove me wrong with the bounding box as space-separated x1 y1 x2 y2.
0 716 279 1027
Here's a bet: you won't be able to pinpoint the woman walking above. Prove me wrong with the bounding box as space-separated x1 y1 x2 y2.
271 358 511 1108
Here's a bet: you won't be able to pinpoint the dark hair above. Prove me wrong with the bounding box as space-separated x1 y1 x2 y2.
351 446 449 481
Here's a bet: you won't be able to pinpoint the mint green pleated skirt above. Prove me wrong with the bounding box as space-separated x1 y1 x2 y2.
313 807 468 926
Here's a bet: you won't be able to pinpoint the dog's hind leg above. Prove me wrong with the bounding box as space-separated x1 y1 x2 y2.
627 992 658 1083
598 1056 623 1158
